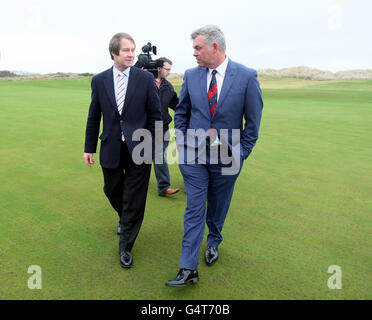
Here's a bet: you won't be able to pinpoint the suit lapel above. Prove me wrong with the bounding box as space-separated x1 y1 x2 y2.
199 67 211 120
103 67 119 114
216 60 236 114
122 67 138 113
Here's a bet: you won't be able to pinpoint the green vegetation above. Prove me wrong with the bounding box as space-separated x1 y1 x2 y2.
0 77 371 299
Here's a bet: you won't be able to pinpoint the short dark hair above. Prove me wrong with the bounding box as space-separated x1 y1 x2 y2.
109 33 135 60
157 57 173 66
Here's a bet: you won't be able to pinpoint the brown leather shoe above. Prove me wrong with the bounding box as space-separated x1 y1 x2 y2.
159 188 180 196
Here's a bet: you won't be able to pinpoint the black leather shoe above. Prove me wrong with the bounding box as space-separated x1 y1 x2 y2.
119 251 133 268
205 247 218 266
165 269 198 287
117 222 121 235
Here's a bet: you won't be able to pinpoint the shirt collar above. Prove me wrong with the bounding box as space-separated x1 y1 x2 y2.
113 65 130 78
155 78 162 88
208 56 228 77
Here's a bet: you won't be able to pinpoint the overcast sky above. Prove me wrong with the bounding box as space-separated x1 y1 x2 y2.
0 0 371 73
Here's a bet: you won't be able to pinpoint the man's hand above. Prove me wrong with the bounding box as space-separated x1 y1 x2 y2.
84 153 95 167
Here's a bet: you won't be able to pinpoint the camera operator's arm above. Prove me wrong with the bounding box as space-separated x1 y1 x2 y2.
145 73 162 136
168 90 179 111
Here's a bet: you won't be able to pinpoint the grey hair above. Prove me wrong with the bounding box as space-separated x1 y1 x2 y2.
191 25 226 52
109 32 135 60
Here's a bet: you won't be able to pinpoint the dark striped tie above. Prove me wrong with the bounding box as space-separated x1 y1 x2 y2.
208 69 218 117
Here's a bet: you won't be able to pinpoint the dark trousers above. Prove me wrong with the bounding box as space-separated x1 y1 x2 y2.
101 142 151 252
153 139 171 194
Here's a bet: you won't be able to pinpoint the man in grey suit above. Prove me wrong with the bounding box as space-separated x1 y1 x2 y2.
166 25 263 286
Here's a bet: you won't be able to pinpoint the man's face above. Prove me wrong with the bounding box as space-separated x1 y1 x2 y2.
158 62 172 79
112 38 135 70
193 35 215 68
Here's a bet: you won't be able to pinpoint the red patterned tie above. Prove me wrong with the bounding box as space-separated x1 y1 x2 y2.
208 69 218 117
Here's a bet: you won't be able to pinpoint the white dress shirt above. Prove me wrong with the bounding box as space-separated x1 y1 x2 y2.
207 56 228 101
113 66 130 106
113 66 130 141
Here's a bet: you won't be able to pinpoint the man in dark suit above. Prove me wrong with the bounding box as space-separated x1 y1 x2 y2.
84 32 162 268
166 25 263 286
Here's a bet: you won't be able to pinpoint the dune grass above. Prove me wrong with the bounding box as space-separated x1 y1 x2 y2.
0 77 371 299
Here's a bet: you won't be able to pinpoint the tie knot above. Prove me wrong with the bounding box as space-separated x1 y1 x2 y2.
118 72 124 78
212 69 217 76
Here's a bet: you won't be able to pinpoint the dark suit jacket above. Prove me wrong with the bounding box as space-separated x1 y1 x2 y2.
84 66 162 168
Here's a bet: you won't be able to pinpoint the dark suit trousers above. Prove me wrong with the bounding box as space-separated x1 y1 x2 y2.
101 142 151 252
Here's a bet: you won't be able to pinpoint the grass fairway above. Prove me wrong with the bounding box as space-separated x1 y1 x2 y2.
0 76 371 300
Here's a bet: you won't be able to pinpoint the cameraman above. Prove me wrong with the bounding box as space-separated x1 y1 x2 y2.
153 57 179 196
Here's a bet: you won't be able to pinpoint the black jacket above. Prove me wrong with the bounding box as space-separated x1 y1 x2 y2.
84 66 162 168
157 78 179 130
